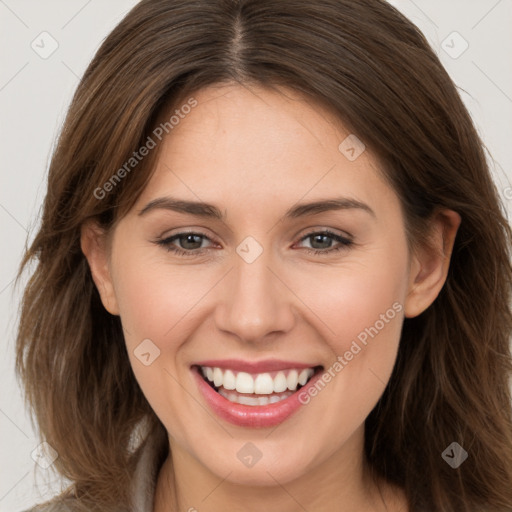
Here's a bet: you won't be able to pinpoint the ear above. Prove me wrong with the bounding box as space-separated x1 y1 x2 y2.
404 209 461 318
80 220 120 315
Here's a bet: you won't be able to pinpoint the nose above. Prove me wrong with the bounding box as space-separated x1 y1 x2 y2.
214 247 296 344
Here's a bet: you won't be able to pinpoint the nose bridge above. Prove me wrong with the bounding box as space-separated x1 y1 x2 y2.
215 243 295 342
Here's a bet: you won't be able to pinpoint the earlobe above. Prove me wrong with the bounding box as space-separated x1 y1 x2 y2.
404 209 461 318
80 220 120 315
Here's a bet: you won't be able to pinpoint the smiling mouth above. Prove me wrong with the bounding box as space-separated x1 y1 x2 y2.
194 365 323 406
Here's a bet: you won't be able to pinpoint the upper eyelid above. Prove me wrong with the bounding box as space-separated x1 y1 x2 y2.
293 230 353 249
161 229 218 244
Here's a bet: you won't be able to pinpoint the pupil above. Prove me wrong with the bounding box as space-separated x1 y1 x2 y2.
311 234 331 249
181 234 202 249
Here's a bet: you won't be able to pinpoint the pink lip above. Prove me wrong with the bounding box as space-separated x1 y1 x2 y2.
193 359 316 373
192 365 323 428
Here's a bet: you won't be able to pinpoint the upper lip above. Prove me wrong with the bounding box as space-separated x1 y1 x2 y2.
193 359 321 374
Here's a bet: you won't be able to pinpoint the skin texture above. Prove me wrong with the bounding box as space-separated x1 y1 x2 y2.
81 83 461 511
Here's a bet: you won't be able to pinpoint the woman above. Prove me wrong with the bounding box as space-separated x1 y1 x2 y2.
16 0 512 511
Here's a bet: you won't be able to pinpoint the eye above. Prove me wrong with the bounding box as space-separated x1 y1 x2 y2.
155 231 215 257
295 229 353 255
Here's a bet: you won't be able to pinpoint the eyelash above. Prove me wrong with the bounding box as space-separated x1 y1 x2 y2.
154 229 354 257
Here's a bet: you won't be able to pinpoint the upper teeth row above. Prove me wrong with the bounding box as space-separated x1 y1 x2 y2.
201 366 315 394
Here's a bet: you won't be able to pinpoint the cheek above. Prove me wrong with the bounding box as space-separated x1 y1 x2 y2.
110 248 212 436
292 239 408 406
289 266 406 448
111 246 216 346
336 269 405 349
294 252 407 354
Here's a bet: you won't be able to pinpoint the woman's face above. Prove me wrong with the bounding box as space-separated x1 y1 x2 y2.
91 83 435 487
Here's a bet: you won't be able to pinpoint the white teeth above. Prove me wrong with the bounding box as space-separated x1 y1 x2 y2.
218 388 293 406
235 372 254 394
238 394 259 406
273 372 288 393
287 370 299 391
298 369 310 386
200 366 315 395
258 396 270 405
213 367 223 387
254 373 274 394
223 369 236 390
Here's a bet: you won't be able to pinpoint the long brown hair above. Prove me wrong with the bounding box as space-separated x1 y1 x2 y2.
16 0 512 510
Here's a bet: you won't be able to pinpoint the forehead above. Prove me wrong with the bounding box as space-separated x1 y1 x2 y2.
135 83 398 221
165 83 350 162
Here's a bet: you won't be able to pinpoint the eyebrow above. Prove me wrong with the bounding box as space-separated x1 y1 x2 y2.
138 196 375 220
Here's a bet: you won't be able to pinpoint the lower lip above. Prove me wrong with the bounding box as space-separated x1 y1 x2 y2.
192 366 322 428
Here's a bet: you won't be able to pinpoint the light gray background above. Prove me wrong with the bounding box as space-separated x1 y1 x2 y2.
1 1 511 510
